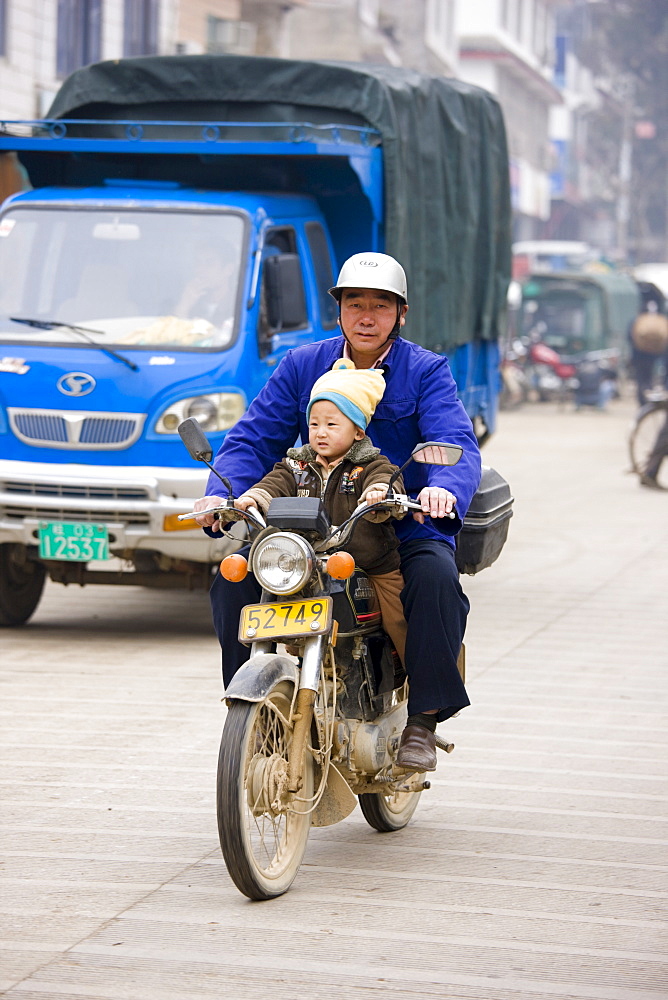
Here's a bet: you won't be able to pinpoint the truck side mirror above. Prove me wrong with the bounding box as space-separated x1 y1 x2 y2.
263 253 308 335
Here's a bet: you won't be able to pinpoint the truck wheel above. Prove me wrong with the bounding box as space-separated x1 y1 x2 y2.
217 681 313 900
358 786 422 832
0 544 47 626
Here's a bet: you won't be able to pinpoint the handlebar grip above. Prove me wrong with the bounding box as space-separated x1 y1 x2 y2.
390 498 456 518
245 505 266 529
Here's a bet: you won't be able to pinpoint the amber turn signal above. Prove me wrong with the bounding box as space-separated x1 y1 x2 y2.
220 554 248 582
163 513 199 532
326 550 355 580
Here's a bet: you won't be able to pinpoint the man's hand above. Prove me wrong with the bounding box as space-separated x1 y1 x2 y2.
193 495 225 533
413 486 457 523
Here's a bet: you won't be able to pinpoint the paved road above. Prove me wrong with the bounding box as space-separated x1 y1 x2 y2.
1 395 667 999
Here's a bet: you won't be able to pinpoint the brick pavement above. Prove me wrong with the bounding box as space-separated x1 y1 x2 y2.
1 395 667 999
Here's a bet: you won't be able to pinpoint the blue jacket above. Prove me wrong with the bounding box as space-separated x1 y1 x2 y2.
205 335 482 548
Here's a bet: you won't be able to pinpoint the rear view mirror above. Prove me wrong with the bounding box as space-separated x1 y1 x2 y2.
412 441 463 466
178 417 213 462
92 221 141 240
387 440 463 494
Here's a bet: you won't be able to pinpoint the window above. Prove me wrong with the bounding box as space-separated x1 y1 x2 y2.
0 207 246 352
503 0 523 39
359 0 380 29
56 0 102 78
207 15 256 55
306 222 338 330
501 0 510 30
426 0 455 63
124 0 159 58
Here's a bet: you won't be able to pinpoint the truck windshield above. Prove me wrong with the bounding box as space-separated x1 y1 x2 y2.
0 207 245 351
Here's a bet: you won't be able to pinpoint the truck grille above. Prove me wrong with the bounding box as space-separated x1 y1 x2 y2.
1 481 151 502
0 503 151 526
8 408 145 450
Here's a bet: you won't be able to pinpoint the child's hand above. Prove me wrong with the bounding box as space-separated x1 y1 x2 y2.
362 486 389 506
234 495 258 512
359 485 392 522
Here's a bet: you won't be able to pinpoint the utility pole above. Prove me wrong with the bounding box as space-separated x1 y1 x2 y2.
615 77 634 263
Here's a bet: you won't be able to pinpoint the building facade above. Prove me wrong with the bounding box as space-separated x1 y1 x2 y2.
0 0 178 119
455 0 562 240
1 0 566 242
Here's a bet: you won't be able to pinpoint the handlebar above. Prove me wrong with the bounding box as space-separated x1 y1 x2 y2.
317 493 455 550
178 492 454 545
177 503 266 531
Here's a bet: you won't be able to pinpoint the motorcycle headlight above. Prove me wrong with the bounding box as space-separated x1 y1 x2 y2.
155 393 245 434
252 533 313 595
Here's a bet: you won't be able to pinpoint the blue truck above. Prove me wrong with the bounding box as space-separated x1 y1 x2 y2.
0 54 511 625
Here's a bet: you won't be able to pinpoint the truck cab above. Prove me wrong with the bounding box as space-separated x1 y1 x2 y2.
0 179 340 621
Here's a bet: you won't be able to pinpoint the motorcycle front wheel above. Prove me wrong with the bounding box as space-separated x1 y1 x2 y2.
358 786 422 832
217 682 314 900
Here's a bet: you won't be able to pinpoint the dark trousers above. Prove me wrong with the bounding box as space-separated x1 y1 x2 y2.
209 537 470 724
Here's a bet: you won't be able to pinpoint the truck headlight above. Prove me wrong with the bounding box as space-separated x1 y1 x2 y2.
252 534 313 595
155 393 245 434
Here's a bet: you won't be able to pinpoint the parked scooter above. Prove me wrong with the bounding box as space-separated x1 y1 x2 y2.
177 417 463 900
525 325 578 402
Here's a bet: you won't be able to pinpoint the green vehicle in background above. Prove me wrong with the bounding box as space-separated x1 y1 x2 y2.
518 269 640 365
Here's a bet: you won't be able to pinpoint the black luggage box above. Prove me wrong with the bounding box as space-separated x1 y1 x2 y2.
455 467 513 575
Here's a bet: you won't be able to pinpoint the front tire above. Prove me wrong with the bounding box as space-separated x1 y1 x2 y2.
358 786 422 832
0 545 46 626
217 682 313 899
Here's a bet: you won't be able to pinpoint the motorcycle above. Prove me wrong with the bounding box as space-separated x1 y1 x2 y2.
526 337 578 403
177 417 463 900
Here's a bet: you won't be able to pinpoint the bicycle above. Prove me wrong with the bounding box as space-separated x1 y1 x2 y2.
629 390 668 489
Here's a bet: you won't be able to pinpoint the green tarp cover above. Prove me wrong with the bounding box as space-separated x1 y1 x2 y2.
49 54 511 351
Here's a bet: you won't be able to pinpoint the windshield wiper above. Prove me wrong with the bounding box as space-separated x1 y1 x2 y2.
8 317 139 372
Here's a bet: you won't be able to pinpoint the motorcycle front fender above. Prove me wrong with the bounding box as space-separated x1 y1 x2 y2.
224 653 299 702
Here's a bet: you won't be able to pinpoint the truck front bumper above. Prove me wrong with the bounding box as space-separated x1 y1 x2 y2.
0 459 233 564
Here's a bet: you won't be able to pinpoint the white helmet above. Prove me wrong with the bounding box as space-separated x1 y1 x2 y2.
329 252 408 303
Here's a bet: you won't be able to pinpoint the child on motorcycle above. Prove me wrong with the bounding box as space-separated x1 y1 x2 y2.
233 359 408 662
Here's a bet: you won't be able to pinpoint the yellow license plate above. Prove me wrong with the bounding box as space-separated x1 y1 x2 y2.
239 597 332 642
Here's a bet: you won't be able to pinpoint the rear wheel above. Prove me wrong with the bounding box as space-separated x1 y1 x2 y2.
358 786 422 832
217 682 313 899
0 545 46 626
629 403 668 487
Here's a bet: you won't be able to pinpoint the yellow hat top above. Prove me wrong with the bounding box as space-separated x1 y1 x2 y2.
307 358 386 429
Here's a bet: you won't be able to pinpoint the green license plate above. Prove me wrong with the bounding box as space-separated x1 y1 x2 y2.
37 521 110 562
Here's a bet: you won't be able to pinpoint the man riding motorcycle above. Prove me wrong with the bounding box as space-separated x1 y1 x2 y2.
194 252 482 771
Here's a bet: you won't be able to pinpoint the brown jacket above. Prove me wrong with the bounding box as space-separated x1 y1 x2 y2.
242 437 404 575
